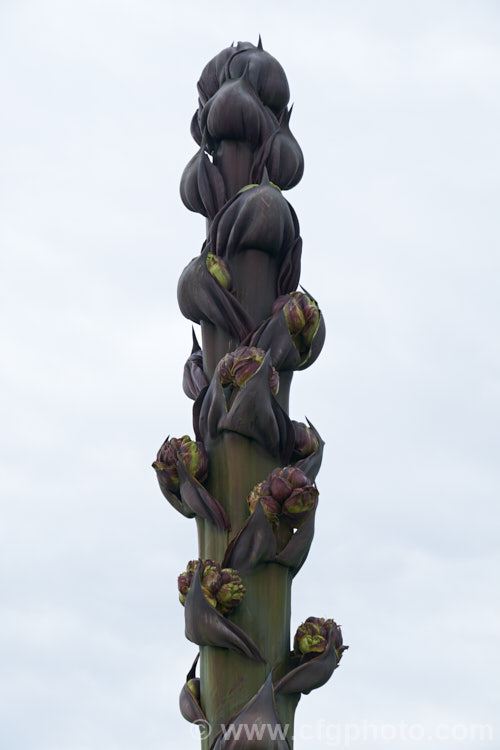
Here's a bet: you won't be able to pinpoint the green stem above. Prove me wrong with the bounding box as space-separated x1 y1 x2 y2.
199 431 297 748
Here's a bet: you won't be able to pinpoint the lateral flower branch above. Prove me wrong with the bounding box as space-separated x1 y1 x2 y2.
153 38 347 748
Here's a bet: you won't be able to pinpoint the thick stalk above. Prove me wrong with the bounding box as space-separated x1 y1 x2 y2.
199 240 296 746
199 432 296 748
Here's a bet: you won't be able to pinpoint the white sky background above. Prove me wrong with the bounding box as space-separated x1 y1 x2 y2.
1 1 499 748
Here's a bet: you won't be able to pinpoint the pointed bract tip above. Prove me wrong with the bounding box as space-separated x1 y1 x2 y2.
260 166 271 186
191 327 201 353
257 34 263 50
279 105 293 125
299 285 319 304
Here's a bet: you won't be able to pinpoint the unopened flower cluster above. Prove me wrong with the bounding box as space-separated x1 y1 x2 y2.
217 346 279 394
247 466 318 526
178 559 245 615
153 435 207 492
294 617 347 661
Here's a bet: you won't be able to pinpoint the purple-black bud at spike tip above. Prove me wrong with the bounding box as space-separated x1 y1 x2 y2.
250 105 304 190
224 41 290 115
197 42 254 105
200 75 277 149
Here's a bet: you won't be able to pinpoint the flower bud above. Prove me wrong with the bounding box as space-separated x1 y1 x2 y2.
292 421 320 459
247 466 317 527
206 252 231 290
273 291 320 354
154 436 208 493
217 346 279 395
200 559 222 595
216 569 246 614
178 560 246 615
294 617 347 662
294 619 327 656
282 486 318 524
226 39 290 115
201 75 275 147
247 480 282 524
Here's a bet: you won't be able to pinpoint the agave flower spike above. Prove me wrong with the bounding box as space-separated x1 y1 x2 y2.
156 41 347 749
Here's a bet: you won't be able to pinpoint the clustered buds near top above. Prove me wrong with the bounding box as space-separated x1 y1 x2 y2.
247 466 318 526
217 346 279 395
294 617 348 662
153 436 208 493
272 291 320 356
178 559 246 615
206 252 231 290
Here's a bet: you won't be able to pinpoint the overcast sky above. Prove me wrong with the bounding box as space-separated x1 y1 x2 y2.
1 1 499 749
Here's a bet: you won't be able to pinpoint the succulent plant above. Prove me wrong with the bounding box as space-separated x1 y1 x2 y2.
154 38 347 749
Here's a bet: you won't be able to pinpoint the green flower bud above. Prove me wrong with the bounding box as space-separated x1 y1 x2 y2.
298 633 327 655
154 436 208 493
200 560 222 595
282 486 318 524
206 252 232 290
294 619 327 656
177 559 246 615
216 580 246 614
294 617 348 662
